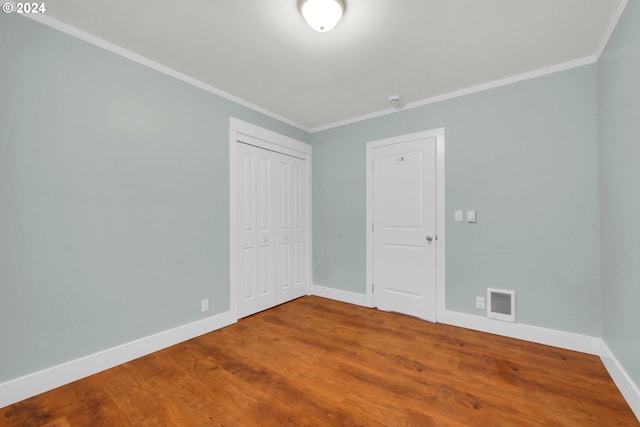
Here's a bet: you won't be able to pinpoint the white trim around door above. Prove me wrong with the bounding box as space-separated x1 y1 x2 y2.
229 118 313 320
365 128 446 321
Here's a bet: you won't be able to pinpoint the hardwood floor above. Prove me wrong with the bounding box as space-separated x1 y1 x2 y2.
1 296 637 426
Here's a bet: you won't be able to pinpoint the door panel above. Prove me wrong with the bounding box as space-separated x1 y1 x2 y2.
293 242 302 286
258 157 270 232
382 150 424 228
238 144 277 318
239 151 258 316
238 142 307 318
292 163 303 230
280 162 290 231
373 137 436 321
259 246 270 295
242 154 254 233
380 244 423 296
278 155 307 303
241 247 255 300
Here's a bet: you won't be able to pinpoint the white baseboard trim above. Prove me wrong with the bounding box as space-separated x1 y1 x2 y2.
438 309 601 355
0 310 236 409
311 287 600 355
599 340 640 421
311 284 373 307
4 293 638 423
316 288 638 421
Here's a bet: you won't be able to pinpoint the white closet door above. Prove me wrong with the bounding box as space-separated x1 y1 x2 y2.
237 143 278 318
277 154 307 304
237 142 308 318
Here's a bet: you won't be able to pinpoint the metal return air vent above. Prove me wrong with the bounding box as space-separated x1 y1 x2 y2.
487 288 516 322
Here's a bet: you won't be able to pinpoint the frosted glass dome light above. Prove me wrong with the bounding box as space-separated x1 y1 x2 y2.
299 0 345 32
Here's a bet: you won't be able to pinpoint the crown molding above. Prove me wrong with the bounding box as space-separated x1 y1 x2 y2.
18 12 310 133
16 2 627 135
595 0 629 60
310 55 597 133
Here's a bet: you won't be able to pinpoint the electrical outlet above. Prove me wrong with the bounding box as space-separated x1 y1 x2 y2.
476 296 485 309
454 210 463 222
201 299 209 313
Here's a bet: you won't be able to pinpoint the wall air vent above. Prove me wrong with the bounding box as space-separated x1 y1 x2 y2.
487 288 516 322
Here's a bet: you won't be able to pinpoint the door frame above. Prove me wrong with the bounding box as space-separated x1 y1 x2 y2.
365 128 446 321
229 117 312 320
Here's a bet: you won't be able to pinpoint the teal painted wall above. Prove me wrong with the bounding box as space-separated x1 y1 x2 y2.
0 14 307 383
311 66 601 336
598 1 640 389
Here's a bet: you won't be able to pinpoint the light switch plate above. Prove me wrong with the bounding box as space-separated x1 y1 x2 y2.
467 210 477 223
454 210 463 222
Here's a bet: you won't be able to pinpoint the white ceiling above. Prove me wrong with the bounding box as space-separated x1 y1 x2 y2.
41 0 625 131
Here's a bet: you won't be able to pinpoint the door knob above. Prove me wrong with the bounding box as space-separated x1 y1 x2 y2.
426 235 433 242
264 237 269 243
284 236 289 241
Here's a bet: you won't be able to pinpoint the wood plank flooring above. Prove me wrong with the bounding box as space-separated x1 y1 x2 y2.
1 296 637 426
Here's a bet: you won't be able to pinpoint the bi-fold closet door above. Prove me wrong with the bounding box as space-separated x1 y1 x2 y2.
237 142 307 318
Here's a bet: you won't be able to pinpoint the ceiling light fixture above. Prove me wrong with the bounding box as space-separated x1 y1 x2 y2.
298 0 345 32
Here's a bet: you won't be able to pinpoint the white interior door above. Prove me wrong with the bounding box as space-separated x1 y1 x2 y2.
237 142 308 318
372 137 437 321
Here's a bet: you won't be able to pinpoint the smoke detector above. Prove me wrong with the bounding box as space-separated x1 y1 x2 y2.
388 94 402 108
